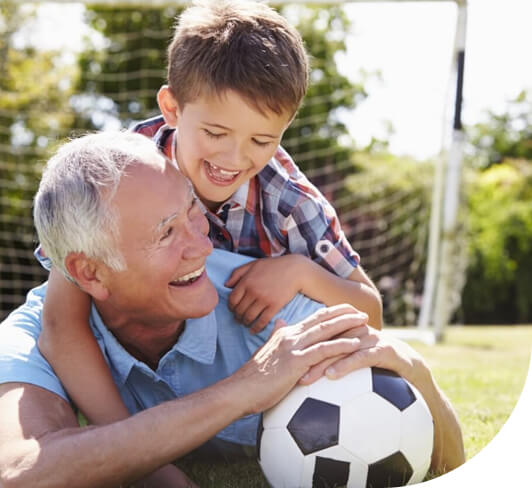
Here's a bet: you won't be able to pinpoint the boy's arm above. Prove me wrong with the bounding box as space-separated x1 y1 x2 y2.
226 254 382 333
300 258 383 329
39 268 130 424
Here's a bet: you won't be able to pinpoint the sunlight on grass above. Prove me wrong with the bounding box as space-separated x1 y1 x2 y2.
413 325 532 461
175 326 532 486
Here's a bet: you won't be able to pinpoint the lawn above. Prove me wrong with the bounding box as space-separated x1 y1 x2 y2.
176 325 532 487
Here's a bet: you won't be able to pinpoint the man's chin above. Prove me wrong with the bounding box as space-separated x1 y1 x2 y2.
185 287 219 318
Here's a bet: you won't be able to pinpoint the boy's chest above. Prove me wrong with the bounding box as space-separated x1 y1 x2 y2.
207 205 285 259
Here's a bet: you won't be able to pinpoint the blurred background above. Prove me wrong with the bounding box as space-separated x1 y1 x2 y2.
1 0 531 331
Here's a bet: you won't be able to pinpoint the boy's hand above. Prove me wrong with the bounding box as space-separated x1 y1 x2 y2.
225 255 307 334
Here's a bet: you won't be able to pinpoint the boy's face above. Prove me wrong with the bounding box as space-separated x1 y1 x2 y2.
159 87 292 210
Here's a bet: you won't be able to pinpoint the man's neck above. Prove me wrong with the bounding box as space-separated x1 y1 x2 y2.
113 321 185 370
95 302 185 370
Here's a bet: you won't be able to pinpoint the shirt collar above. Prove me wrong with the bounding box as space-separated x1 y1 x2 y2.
89 306 219 385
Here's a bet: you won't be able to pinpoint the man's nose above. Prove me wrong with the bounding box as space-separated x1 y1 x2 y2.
182 217 213 259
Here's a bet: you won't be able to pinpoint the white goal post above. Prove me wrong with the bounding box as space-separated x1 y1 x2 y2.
2 0 468 344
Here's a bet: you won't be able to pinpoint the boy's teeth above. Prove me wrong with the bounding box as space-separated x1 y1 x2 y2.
207 162 240 179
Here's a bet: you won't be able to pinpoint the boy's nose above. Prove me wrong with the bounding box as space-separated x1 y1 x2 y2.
225 140 248 168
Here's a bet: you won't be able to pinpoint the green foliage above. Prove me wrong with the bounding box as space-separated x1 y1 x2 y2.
75 5 179 130
342 152 434 325
279 5 367 173
0 2 75 317
467 90 532 169
462 160 532 323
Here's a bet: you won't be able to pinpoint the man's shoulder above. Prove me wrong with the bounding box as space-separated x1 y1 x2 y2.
1 283 47 330
0 283 69 402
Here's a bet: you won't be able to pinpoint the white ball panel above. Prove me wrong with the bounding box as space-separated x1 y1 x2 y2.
341 392 402 464
400 399 434 471
307 368 372 405
263 383 311 429
409 457 432 485
259 428 303 488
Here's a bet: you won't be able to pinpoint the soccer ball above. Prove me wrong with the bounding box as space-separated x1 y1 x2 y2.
257 367 433 488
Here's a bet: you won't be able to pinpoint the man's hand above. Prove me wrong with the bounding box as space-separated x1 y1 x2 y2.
225 255 306 333
298 324 429 387
231 304 369 415
292 325 466 473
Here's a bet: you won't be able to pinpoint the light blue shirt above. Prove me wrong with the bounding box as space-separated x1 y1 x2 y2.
0 249 323 445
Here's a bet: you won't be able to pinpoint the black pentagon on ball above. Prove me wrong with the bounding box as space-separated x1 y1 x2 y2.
366 451 413 488
371 367 416 411
312 456 350 488
287 397 340 455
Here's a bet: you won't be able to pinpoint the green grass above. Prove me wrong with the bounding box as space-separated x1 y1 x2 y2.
413 325 532 461
172 326 532 487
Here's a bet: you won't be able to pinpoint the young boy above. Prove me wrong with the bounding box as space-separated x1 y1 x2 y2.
39 0 382 435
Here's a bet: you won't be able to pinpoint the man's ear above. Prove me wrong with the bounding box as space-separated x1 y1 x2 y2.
64 253 110 301
157 85 180 128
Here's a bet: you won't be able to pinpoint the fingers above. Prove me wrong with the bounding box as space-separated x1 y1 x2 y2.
299 326 381 384
298 337 362 374
272 318 287 333
297 306 369 349
240 301 267 328
295 304 366 333
299 354 350 385
249 306 276 334
224 262 251 288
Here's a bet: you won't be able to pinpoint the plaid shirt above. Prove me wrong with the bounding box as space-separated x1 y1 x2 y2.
132 116 360 278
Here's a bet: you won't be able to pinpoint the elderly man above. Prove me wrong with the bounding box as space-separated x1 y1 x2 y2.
0 132 464 487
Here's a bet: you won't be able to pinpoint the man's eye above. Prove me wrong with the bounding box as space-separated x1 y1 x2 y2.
161 227 173 241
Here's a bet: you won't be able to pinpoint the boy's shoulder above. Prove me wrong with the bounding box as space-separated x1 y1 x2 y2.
257 146 327 211
131 115 169 138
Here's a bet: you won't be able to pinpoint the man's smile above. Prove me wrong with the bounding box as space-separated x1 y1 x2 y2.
170 265 206 286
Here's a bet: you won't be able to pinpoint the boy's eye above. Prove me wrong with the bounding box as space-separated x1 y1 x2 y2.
252 138 272 147
203 129 225 139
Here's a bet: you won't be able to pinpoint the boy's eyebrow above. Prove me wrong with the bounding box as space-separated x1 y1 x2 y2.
203 122 279 139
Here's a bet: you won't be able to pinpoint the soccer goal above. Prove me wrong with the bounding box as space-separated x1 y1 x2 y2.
0 0 468 343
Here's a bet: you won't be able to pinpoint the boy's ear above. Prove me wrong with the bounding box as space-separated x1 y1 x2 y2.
64 252 110 301
157 85 180 127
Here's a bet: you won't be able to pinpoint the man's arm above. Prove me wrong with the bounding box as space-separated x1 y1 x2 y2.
0 305 366 488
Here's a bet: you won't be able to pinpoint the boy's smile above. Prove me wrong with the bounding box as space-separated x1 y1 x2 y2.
159 87 292 211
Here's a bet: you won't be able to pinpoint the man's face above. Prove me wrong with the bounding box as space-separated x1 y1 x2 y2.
101 158 217 326
174 90 292 210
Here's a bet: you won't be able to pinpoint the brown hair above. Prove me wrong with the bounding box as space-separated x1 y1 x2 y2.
167 0 309 116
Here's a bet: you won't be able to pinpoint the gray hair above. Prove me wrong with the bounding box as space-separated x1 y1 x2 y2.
34 131 165 280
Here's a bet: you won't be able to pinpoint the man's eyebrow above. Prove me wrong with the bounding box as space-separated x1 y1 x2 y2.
154 186 195 234
155 212 179 234
202 122 279 139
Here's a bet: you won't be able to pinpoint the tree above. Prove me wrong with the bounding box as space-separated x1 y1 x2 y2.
0 1 77 318
467 90 532 169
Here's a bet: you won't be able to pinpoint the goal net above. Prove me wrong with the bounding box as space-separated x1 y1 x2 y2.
0 0 468 333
